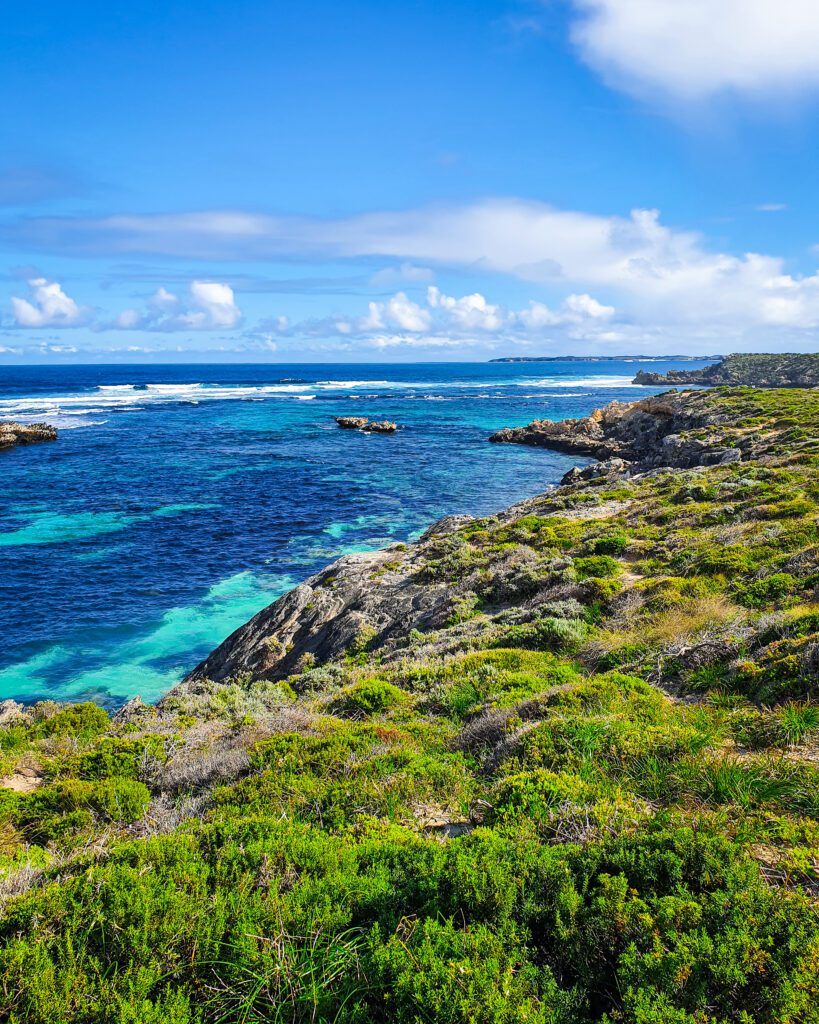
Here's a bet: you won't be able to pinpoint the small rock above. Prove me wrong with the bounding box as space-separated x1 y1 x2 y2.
112 695 152 723
334 416 370 430
334 416 398 433
0 422 58 450
361 421 397 433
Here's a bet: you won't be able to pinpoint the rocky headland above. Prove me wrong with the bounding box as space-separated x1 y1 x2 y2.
633 351 819 388
4 385 819 1021
334 415 398 433
0 421 58 450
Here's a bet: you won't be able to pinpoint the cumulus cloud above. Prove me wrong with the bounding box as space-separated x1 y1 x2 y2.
256 284 619 353
10 197 819 353
10 277 89 328
17 198 819 336
113 280 242 331
517 293 615 329
341 291 432 334
568 0 819 101
427 287 505 330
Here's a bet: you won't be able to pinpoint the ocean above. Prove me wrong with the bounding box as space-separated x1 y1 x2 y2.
0 358 709 707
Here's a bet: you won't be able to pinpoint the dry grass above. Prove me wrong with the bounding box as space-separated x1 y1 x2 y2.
646 594 744 646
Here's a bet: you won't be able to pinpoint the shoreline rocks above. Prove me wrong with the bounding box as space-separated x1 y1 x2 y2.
0 422 58 450
489 391 743 473
334 416 398 433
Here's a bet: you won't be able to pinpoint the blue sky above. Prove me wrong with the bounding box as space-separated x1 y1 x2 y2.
4 0 819 362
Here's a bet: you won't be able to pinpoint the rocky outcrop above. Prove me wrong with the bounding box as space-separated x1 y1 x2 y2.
334 417 398 433
633 352 819 388
177 533 462 689
0 422 58 450
489 391 743 472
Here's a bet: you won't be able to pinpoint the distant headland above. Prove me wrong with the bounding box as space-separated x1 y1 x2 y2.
632 351 819 388
489 354 720 363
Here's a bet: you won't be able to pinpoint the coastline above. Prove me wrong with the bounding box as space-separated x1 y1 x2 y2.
3 383 819 1019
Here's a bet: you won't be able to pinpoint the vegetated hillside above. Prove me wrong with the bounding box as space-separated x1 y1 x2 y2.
633 351 819 388
2 387 819 1023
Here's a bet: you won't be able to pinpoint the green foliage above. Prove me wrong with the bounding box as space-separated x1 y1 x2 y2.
333 678 407 716
573 555 621 580
592 533 629 555
34 701 109 740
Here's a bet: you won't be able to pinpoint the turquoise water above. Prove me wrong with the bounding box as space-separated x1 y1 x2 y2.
0 360 708 707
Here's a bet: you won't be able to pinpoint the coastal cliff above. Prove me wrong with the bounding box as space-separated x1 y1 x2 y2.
633 351 819 388
3 386 819 1022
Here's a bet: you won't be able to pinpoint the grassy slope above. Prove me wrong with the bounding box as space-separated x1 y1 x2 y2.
2 387 819 1023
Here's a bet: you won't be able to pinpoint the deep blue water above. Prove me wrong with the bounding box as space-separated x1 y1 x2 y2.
0 359 709 707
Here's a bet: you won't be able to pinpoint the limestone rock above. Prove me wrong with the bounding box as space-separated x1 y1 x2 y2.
334 416 397 433
0 422 58 450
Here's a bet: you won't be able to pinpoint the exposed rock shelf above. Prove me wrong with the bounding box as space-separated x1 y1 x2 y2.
633 352 819 388
488 390 743 474
0 421 58 450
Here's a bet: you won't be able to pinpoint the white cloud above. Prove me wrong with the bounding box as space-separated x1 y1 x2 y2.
182 281 241 328
353 291 432 333
12 197 819 354
427 287 505 330
10 277 88 328
149 286 179 311
370 262 434 286
569 0 819 101
517 293 615 328
562 293 615 319
111 280 242 331
258 285 619 354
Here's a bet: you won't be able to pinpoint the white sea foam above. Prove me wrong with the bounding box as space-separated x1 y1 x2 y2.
524 376 636 388
0 372 641 426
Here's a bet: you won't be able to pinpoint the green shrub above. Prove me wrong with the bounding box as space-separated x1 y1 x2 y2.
738 571 797 607
34 701 109 740
592 533 629 556
333 678 406 716
573 555 621 579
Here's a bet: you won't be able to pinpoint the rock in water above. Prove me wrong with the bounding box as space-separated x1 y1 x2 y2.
334 416 398 433
362 421 397 433
334 416 370 429
0 422 58 450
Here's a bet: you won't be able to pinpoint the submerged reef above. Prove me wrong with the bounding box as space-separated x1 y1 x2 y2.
2 386 819 1023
